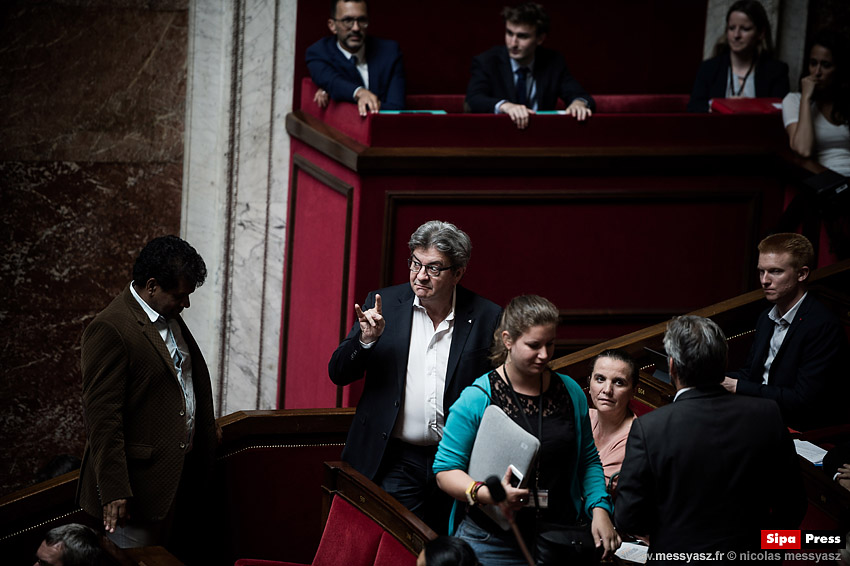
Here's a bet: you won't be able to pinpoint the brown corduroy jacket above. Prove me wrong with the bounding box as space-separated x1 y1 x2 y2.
76 286 217 522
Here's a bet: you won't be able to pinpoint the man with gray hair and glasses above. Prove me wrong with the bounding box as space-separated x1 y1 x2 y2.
329 220 501 532
34 524 104 566
615 316 806 563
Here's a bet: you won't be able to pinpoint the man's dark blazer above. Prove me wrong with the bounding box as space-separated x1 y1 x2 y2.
328 283 501 480
687 52 790 112
306 35 405 110
465 45 595 113
824 442 850 478
77 287 217 522
727 293 847 430
615 385 806 562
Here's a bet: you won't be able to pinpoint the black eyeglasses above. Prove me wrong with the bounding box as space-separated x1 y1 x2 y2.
334 16 369 29
408 257 454 277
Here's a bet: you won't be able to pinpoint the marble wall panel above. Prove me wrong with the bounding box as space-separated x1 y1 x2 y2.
0 4 188 162
0 0 188 497
182 0 294 415
0 161 183 495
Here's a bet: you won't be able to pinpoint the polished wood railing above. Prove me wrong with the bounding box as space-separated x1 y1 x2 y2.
0 408 355 565
550 259 850 526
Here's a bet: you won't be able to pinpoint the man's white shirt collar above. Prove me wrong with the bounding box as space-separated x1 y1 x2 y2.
510 57 535 74
768 292 807 326
412 287 457 319
336 41 365 64
673 386 695 402
130 283 164 323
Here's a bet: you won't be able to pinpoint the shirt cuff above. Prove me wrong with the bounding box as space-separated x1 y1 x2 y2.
353 86 363 99
495 100 507 114
359 338 376 349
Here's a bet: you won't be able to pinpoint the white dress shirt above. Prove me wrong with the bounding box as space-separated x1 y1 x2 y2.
336 42 369 95
495 58 538 113
762 292 807 384
392 291 456 445
130 284 196 450
724 68 756 98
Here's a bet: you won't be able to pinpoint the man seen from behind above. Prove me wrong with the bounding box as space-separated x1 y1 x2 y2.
615 315 806 563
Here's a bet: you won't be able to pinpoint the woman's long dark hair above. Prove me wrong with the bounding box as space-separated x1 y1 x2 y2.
806 29 850 128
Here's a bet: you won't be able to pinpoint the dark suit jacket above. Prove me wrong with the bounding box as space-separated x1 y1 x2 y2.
466 45 595 113
727 294 847 430
687 52 790 112
76 287 217 522
328 283 501 480
306 35 405 110
615 386 806 562
824 442 850 478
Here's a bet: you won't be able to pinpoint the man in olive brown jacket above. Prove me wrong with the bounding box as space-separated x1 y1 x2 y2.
76 236 217 549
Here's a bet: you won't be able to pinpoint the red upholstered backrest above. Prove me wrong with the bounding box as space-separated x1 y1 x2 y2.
312 496 385 566
594 94 689 114
374 532 418 566
233 495 418 566
405 94 465 113
299 78 372 145
630 398 653 418
302 79 691 117
235 560 304 566
404 94 691 114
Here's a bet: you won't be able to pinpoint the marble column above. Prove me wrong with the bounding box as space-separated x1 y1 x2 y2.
703 0 808 89
775 0 809 86
183 0 295 415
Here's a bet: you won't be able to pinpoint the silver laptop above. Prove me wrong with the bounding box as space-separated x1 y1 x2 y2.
467 404 540 530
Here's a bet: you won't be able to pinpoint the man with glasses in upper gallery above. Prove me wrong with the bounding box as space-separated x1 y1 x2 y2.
306 0 405 116
329 221 501 532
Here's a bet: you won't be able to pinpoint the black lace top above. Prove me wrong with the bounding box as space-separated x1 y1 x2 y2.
487 369 578 524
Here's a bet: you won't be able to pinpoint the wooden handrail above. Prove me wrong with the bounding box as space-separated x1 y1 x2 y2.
322 462 437 556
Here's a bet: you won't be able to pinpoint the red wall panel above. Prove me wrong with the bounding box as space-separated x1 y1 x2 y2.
283 163 353 409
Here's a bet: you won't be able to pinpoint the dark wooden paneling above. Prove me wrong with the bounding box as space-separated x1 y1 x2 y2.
0 410 355 566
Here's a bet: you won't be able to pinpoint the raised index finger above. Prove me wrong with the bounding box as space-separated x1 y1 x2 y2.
374 294 382 314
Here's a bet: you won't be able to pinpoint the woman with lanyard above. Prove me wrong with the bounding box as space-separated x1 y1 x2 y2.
687 0 789 112
434 295 619 566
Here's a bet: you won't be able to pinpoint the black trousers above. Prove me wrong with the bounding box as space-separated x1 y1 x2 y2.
375 438 453 534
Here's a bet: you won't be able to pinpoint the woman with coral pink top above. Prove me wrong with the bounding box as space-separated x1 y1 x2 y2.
587 349 638 493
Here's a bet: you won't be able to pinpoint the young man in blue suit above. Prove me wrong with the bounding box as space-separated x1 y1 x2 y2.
329 221 501 532
722 233 847 430
306 0 405 116
466 2 594 129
